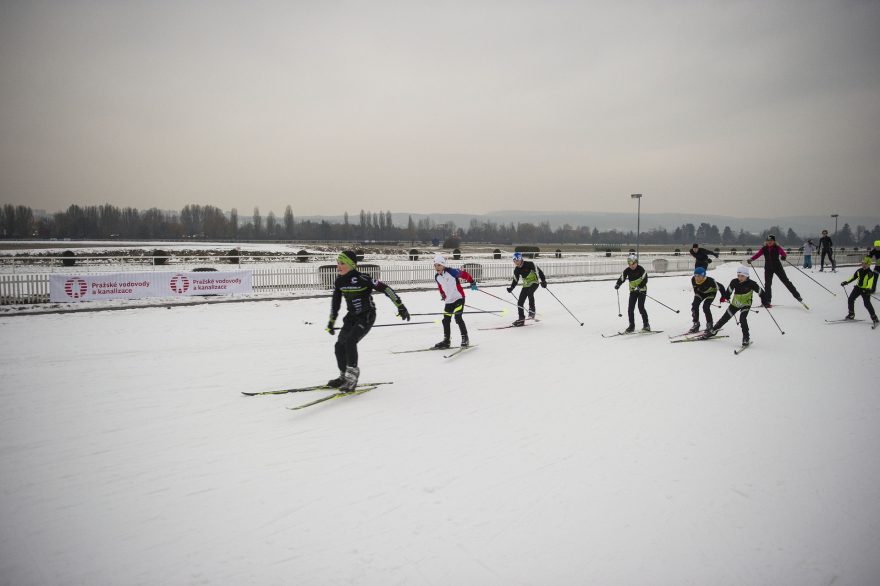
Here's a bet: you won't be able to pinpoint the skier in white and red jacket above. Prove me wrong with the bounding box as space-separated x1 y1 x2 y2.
432 254 477 349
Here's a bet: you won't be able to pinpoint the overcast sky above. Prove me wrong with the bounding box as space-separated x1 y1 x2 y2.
1 0 878 218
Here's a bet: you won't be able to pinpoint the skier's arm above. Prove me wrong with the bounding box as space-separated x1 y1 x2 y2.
537 266 547 287
508 267 521 292
374 280 410 320
749 247 765 262
326 288 342 334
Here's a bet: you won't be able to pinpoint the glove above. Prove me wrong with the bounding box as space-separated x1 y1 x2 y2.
781 255 787 261
507 286 514 293
614 283 621 290
398 305 410 321
747 259 752 264
470 281 478 291
540 282 547 288
326 318 336 336
840 281 847 287
720 297 728 303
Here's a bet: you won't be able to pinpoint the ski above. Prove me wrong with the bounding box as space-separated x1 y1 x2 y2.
734 342 752 355
242 381 393 396
601 330 663 338
443 345 477 359
670 334 729 343
391 346 462 354
824 318 864 324
478 322 537 331
669 330 711 339
287 386 378 411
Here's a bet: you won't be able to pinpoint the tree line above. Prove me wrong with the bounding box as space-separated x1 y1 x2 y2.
2 203 878 248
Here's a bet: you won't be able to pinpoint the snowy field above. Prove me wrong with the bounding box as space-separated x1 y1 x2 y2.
1 262 877 585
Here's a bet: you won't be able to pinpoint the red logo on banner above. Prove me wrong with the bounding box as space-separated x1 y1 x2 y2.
170 275 190 294
64 278 88 299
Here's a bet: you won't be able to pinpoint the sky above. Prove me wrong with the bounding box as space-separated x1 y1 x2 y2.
1 0 879 218
2 263 879 584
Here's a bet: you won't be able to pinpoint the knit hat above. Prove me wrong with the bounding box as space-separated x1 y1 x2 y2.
693 267 706 276
863 256 872 265
767 234 776 241
736 265 750 276
433 254 447 266
692 243 699 248
337 250 358 269
874 240 880 248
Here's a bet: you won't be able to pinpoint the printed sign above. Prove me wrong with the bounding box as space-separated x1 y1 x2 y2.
49 271 253 302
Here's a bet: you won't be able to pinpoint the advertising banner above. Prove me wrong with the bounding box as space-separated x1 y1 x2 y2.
49 271 253 302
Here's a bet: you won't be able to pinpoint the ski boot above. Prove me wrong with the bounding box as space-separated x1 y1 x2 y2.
844 313 855 321
688 323 701 334
460 336 470 348
702 328 718 340
624 324 635 333
339 366 360 393
433 339 451 349
742 336 750 347
641 323 651 332
512 318 525 327
327 371 345 388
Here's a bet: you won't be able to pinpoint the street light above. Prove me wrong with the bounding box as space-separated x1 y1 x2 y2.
631 193 643 260
830 213 839 235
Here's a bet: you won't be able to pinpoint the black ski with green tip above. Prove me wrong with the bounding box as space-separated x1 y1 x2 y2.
242 381 393 396
287 386 378 410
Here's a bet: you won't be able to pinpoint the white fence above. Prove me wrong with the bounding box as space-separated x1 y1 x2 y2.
0 251 868 305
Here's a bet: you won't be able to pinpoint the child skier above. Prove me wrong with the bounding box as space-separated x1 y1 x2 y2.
748 234 804 307
615 254 650 332
326 250 410 391
704 265 767 346
689 243 719 271
688 266 720 333
840 257 878 324
432 254 477 349
507 252 547 326
802 239 816 269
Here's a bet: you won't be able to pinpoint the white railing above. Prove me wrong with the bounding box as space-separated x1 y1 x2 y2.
0 251 868 305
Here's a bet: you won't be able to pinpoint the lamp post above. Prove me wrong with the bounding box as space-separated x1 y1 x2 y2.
631 193 643 260
830 213 839 235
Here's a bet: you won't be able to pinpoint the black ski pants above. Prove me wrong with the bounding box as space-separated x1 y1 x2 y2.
442 298 468 340
820 249 836 271
628 290 648 327
335 310 376 370
714 304 751 342
517 284 538 320
764 265 801 304
847 288 877 320
691 296 714 327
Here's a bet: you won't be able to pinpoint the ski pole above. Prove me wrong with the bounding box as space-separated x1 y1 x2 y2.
465 304 507 317
761 303 785 334
646 294 680 314
406 310 504 317
545 287 584 326
331 321 436 330
616 288 622 317
785 259 836 296
478 288 540 317
747 264 784 334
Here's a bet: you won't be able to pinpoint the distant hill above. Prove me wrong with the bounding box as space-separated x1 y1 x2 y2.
291 210 879 237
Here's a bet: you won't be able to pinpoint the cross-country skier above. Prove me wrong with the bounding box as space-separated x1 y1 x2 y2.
432 254 477 349
818 230 836 272
689 243 719 271
507 252 546 326
840 256 878 324
688 266 721 333
615 254 650 332
704 265 767 346
326 250 410 391
869 240 880 275
748 234 803 307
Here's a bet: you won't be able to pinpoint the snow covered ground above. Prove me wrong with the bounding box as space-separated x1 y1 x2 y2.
1 262 877 585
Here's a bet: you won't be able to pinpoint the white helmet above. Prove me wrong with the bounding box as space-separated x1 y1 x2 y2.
736 265 750 276
627 254 638 263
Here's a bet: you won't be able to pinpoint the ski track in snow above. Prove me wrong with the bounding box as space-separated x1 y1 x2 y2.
1 262 878 585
